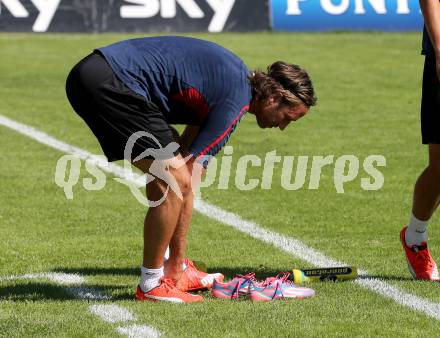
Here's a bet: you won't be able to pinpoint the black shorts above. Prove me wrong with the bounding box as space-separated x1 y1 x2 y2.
65 52 176 162
421 55 440 144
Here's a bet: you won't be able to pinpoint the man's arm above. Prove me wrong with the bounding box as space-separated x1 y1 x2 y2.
176 126 206 185
420 0 440 79
189 103 248 168
179 126 200 156
168 126 205 193
168 125 200 156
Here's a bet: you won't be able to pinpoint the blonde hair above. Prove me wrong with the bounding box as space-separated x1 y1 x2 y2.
249 61 317 107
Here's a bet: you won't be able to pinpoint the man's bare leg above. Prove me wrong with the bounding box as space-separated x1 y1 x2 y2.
164 160 204 278
406 144 440 247
412 144 440 220
133 157 192 281
164 190 194 279
401 145 440 281
143 178 184 270
132 157 203 302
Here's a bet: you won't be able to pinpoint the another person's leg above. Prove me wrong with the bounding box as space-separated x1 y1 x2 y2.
408 145 440 245
401 54 440 280
401 145 440 280
413 145 440 221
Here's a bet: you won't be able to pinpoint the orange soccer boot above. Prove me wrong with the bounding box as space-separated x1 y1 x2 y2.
400 226 440 281
136 277 203 303
176 258 224 292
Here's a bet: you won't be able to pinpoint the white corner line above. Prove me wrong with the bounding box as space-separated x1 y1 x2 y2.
1 114 440 320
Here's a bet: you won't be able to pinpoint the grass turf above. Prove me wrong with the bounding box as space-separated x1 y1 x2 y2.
1 32 440 337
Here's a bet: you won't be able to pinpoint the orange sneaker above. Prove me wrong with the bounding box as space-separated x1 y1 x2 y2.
136 278 203 303
176 258 224 292
400 226 440 281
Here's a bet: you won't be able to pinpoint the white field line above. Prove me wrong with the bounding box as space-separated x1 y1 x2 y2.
117 324 163 338
0 272 85 284
0 271 162 337
0 272 109 300
1 114 440 320
89 304 136 323
66 285 110 300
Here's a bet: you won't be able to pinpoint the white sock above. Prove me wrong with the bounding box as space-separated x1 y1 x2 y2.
140 266 164 293
405 213 428 246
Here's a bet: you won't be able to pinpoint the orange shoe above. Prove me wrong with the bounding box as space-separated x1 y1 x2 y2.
136 278 203 303
400 226 440 281
176 258 224 292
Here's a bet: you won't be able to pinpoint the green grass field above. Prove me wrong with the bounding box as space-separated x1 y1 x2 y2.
1 32 439 337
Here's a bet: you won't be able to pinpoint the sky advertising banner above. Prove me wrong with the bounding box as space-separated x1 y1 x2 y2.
271 0 424 31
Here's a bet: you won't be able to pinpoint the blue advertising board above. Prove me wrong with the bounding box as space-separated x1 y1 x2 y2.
271 0 424 31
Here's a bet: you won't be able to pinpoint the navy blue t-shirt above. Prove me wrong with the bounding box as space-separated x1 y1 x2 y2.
97 36 252 162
